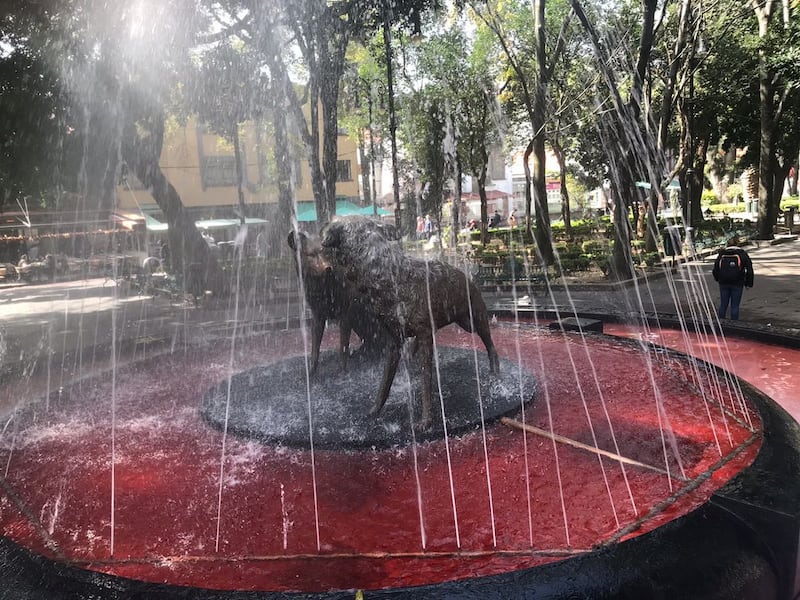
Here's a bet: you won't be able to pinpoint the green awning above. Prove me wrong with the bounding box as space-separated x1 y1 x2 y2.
295 200 389 222
143 214 168 232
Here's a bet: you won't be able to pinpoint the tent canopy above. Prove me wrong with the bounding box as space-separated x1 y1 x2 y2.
635 179 682 191
143 215 267 232
296 200 390 222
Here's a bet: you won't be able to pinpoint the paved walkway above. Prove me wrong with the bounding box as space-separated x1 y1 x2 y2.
487 237 800 333
2 238 800 363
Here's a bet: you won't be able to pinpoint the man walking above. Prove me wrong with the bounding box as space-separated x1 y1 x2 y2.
712 239 754 320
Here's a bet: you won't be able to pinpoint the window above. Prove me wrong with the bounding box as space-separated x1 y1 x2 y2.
337 160 352 182
201 156 237 187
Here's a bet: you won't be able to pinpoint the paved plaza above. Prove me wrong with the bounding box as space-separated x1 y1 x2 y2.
2 237 800 359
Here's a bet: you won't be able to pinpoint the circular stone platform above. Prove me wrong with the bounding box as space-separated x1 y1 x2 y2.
200 346 536 448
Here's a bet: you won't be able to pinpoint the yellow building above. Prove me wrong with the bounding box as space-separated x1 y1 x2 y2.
116 115 362 223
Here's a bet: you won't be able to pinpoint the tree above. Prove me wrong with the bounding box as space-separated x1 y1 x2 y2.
7 0 230 292
239 0 443 230
468 0 575 264
191 42 268 224
408 23 502 246
0 44 80 210
568 0 659 279
750 1 800 238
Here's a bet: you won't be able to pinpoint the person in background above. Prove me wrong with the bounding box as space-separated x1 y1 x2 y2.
712 238 754 320
508 210 517 228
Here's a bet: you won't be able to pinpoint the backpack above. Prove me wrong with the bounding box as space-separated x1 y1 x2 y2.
717 252 743 284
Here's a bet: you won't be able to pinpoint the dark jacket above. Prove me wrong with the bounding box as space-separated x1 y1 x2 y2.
712 246 754 287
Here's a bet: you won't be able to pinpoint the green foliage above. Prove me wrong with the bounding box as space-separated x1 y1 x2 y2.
706 203 738 214
701 190 719 205
555 255 591 273
569 219 595 237
553 242 582 259
641 252 660 267
0 47 80 209
581 239 609 254
727 183 744 203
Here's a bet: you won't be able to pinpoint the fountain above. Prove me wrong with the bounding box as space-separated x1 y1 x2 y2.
2 2 800 598
2 274 800 598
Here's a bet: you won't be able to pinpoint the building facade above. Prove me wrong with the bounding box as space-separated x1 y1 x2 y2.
116 115 362 223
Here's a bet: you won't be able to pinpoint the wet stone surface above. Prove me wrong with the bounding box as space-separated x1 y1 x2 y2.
200 347 536 448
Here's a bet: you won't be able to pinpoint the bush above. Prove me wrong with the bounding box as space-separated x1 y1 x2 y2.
553 241 582 259
782 196 800 210
642 252 660 267
707 203 737 214
581 239 609 254
592 253 612 272
556 255 591 273
570 220 595 237
727 183 743 203
701 190 719 205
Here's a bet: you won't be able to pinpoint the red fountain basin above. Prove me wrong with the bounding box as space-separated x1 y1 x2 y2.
0 323 763 593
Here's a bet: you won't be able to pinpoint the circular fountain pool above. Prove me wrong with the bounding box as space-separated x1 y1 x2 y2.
1 320 789 598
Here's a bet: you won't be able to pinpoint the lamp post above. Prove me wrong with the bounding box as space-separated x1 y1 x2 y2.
359 77 379 217
685 167 694 251
382 3 402 232
367 83 378 217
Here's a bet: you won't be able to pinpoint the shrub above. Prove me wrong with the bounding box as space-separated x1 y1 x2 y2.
781 196 800 210
727 183 743 203
553 242 582 259
570 220 594 237
581 239 609 254
701 190 719 205
556 255 591 273
592 253 612 272
642 252 660 267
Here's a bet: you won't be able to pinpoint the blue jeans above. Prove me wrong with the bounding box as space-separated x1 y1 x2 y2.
718 285 744 320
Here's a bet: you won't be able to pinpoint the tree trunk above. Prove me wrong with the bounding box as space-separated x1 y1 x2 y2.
691 137 708 227
321 70 343 222
645 190 658 252
610 177 634 279
358 128 371 206
755 2 776 240
757 65 777 239
773 160 789 215
232 124 246 224
478 166 489 247
532 0 553 265
553 141 572 238
452 156 463 249
523 138 534 242
269 96 295 256
121 109 226 296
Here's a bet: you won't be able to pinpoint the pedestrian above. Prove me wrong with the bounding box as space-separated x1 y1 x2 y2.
712 238 754 320
490 210 501 228
416 216 425 240
423 214 432 240
508 210 517 228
